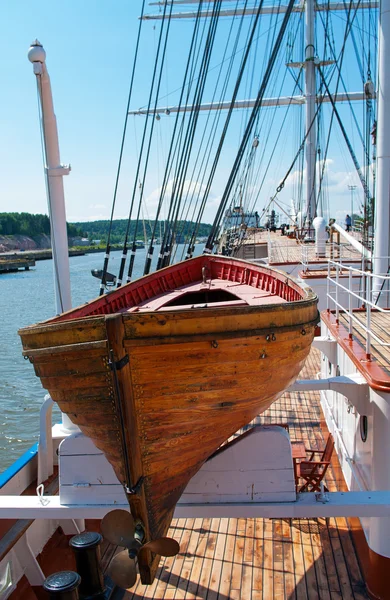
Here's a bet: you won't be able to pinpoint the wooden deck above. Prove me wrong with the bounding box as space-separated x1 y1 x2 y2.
240 231 364 267
21 348 369 598
93 348 367 600
337 310 390 375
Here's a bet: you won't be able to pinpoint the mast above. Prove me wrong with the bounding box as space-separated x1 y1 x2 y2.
373 2 390 303
140 2 376 241
28 42 79 438
28 41 72 315
305 0 317 229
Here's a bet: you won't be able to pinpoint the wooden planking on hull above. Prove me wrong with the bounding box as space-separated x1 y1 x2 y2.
18 256 318 583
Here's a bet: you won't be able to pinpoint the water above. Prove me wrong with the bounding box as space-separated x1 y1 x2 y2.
0 247 200 472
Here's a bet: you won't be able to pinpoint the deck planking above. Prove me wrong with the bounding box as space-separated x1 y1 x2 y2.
337 310 390 373
239 231 364 267
113 348 369 600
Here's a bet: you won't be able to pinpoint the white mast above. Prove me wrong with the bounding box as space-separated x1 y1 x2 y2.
304 0 317 229
28 42 78 438
373 2 390 303
28 41 72 315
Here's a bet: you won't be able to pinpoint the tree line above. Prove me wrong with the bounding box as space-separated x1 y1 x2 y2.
0 213 82 238
73 219 212 244
0 213 212 244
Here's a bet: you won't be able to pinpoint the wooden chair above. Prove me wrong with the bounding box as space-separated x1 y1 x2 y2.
267 422 290 432
295 434 334 493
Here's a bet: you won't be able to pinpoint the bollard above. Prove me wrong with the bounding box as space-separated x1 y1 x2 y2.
69 531 105 599
43 571 81 600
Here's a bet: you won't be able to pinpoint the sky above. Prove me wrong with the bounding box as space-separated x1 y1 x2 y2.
0 1 374 227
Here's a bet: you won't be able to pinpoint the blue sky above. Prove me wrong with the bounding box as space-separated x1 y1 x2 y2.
0 1 374 226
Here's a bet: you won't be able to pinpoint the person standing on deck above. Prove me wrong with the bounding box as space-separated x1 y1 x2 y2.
345 214 352 232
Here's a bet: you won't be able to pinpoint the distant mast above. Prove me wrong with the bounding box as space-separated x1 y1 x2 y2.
28 40 72 314
139 2 378 239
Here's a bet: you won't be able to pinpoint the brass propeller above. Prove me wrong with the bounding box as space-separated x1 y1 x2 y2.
101 509 135 547
101 508 180 590
141 537 180 557
107 550 137 590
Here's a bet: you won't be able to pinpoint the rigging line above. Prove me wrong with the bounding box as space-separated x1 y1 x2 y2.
206 8 297 250
316 5 357 210
235 7 285 202
206 0 298 247
195 0 269 253
116 0 171 286
186 16 269 258
248 68 303 215
144 1 206 273
237 1 260 144
36 75 64 314
162 0 225 268
317 66 371 204
157 3 219 266
243 78 326 236
127 2 175 281
316 6 367 155
101 0 146 293
141 17 289 108
183 6 252 218
183 1 256 258
244 11 305 213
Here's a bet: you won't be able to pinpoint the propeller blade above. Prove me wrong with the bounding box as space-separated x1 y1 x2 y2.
101 509 135 547
142 537 180 557
107 550 137 590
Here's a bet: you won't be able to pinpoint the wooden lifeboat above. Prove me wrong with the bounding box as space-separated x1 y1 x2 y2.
19 255 318 583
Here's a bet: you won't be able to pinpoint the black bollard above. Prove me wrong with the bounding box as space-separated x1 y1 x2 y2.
69 531 105 599
43 571 81 600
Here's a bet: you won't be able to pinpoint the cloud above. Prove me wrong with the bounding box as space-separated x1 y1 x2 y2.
88 204 106 210
144 179 219 223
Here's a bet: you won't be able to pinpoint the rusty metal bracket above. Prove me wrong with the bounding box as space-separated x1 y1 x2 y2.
109 354 129 371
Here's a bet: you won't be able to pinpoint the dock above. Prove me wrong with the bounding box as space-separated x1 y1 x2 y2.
0 257 35 273
35 348 370 599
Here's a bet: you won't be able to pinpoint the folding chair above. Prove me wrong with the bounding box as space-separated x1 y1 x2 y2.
295 434 334 493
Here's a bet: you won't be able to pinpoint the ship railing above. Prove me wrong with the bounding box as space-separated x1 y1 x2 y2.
326 259 390 357
266 231 364 268
300 240 359 272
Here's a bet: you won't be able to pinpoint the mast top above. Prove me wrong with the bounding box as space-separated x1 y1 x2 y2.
28 40 46 64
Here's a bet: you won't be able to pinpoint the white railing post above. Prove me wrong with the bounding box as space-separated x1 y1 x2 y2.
335 263 340 322
348 268 353 338
38 394 54 486
366 274 371 358
327 261 330 311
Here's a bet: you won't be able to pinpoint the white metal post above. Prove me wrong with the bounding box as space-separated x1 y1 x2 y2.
373 2 390 304
28 41 72 315
304 0 317 230
366 274 371 358
335 263 339 322
28 41 76 437
348 268 352 336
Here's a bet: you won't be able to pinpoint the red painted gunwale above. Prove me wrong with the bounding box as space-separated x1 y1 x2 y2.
51 255 307 323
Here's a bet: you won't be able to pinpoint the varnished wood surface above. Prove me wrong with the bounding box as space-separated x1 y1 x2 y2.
19 259 318 584
8 349 369 600
117 349 369 599
337 310 390 373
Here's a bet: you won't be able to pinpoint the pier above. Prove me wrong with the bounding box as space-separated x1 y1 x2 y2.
0 257 35 273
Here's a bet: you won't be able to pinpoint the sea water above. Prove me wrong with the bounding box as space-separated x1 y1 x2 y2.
0 246 200 472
